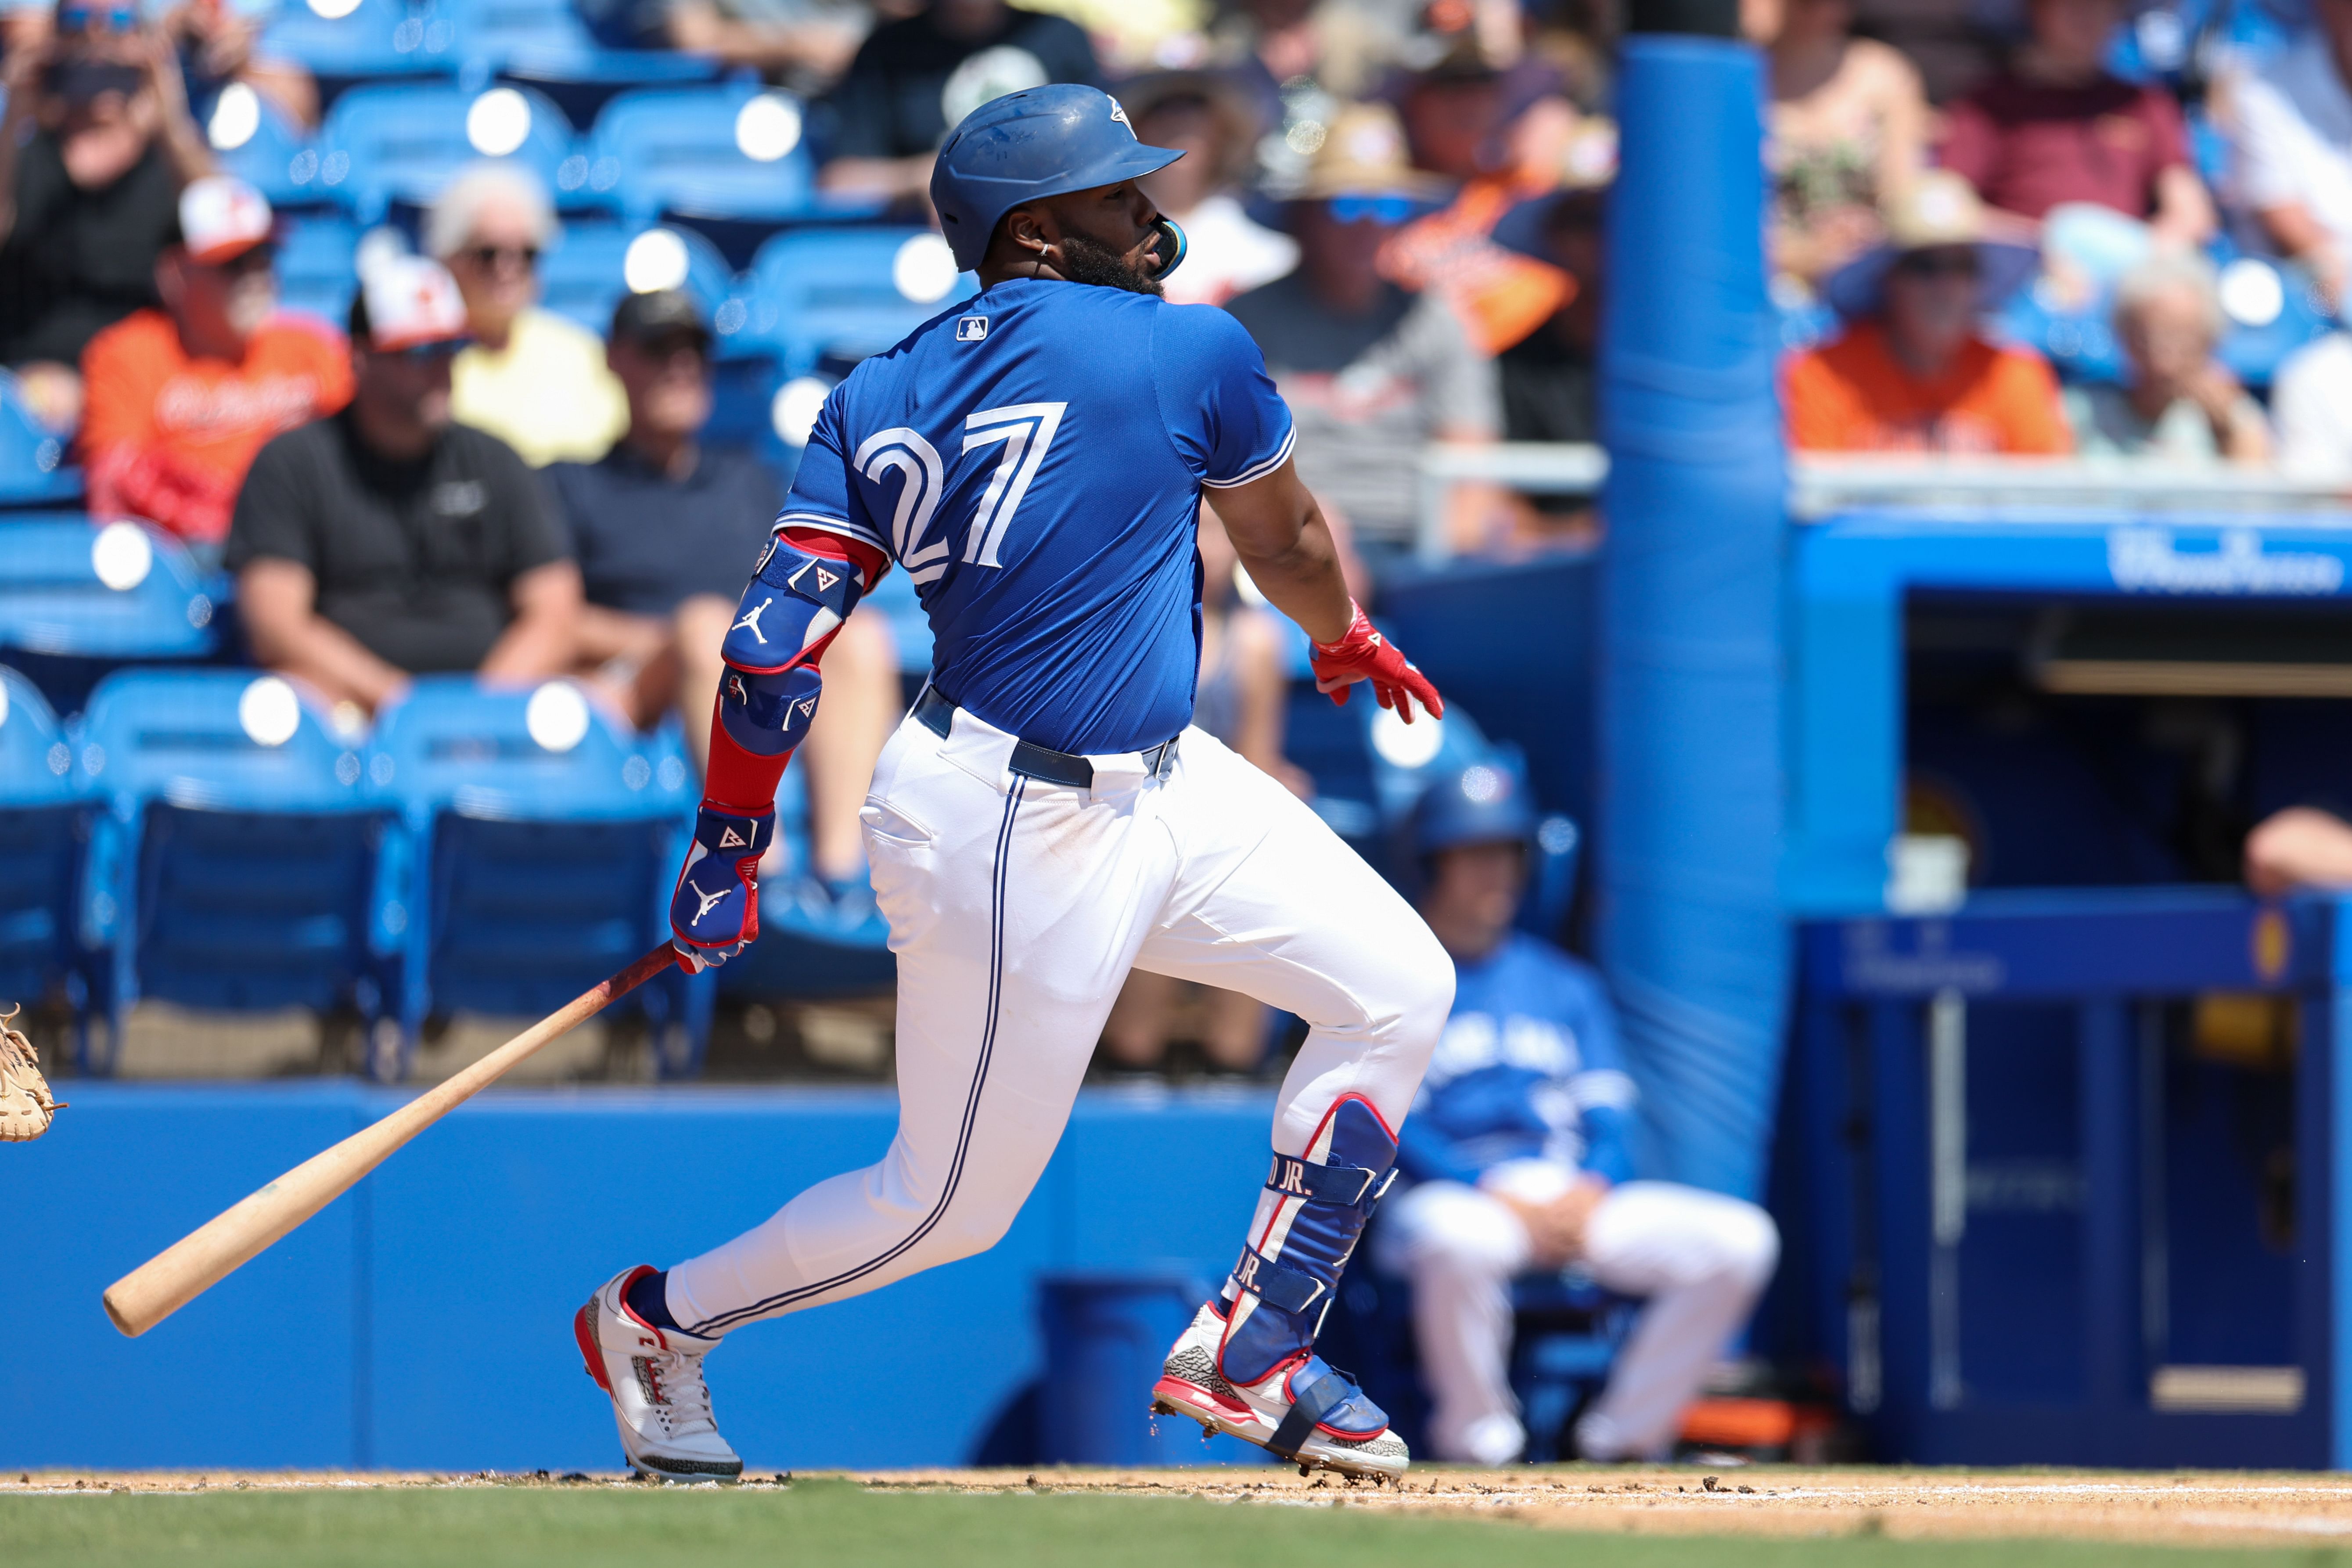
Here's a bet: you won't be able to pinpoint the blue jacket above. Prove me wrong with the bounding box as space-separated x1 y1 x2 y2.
1396 932 1638 1187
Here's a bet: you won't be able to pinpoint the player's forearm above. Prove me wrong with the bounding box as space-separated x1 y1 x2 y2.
1221 481 1353 644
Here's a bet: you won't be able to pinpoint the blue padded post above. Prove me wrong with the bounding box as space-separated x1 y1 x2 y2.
1596 36 1789 1197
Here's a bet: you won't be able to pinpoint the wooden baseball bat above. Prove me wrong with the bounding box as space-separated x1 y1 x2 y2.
102 942 683 1338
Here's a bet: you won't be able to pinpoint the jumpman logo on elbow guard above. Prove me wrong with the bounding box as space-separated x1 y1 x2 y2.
732 597 773 644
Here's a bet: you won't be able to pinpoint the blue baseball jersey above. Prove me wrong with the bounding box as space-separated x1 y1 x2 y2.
778 276 1295 756
1396 933 1639 1187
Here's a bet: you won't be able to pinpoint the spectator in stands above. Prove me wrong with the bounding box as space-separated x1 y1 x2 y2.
79 176 349 547
2065 253 2271 464
1784 170 2071 453
2247 807 2352 895
548 288 899 895
427 164 627 467
1126 72 1297 309
227 257 581 718
652 0 867 90
1372 759 1779 1466
1210 0 1402 129
1385 35 1579 359
2228 0 2352 309
1100 501 1306 1077
2272 328 2352 476
0 4 214 432
1754 0 1929 290
1488 183 1604 548
816 0 1099 212
158 0 318 129
1940 0 2212 297
1227 102 1507 572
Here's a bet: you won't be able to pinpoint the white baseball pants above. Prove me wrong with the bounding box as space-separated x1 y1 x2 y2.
1377 1176 1779 1464
665 702 1455 1337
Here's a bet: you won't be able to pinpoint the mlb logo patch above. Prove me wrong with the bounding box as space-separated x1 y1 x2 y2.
956 316 989 342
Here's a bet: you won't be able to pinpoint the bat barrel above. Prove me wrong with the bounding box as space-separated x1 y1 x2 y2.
101 943 680 1338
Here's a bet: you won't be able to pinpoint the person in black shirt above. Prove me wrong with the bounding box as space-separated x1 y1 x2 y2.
816 0 1097 212
226 255 581 719
0 4 215 431
1492 184 1606 546
547 288 900 894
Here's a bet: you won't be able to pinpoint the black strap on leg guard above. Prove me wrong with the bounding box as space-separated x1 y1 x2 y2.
1266 1361 1351 1460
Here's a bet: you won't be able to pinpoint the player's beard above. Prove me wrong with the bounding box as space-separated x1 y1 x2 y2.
1057 232 1165 297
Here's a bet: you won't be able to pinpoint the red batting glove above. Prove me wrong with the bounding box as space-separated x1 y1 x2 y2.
1309 602 1445 723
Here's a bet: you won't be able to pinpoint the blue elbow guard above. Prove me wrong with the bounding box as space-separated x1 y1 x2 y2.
720 535 868 673
719 664 824 758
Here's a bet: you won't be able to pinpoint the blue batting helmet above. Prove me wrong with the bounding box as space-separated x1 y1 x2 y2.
930 84 1187 273
1412 755 1539 858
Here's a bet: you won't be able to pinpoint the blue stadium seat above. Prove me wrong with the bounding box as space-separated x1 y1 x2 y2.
315 81 578 223
364 677 708 1079
0 378 79 507
0 522 222 716
536 219 736 334
0 666 90 1014
199 83 323 209
731 227 978 374
439 0 716 86
259 0 460 81
73 670 393 1075
275 214 364 327
585 83 819 226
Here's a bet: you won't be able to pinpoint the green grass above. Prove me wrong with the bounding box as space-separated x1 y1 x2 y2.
6 1479 2348 1568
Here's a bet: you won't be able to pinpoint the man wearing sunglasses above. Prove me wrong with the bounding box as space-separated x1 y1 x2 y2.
1786 169 2071 454
1224 101 1504 574
0 0 214 431
226 255 582 720
79 174 349 546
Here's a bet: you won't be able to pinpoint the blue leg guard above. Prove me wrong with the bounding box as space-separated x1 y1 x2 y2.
1217 1094 1399 1454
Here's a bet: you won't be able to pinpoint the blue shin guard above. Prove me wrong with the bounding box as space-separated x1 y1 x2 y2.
1217 1095 1399 1454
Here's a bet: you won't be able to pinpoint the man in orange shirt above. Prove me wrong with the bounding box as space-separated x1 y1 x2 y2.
1784 171 2070 455
79 175 351 545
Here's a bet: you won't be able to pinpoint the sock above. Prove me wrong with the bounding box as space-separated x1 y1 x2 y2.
626 1268 682 1334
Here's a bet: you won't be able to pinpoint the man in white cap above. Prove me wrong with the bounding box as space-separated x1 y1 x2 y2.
79 174 349 547
225 254 581 718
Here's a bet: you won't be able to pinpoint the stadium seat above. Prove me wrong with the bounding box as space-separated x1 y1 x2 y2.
364 677 708 1079
0 666 90 1015
438 0 716 87
315 81 579 223
200 83 323 209
0 522 222 717
584 83 819 227
73 669 394 1075
0 378 80 508
536 219 736 334
731 227 978 374
275 213 365 327
259 0 460 82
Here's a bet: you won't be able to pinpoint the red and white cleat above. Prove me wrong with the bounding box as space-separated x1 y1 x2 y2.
574 1266 744 1482
1150 1299 1410 1481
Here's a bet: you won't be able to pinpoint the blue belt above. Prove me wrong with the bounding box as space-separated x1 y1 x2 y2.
913 685 1177 789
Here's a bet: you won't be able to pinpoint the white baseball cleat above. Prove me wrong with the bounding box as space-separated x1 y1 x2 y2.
1150 1299 1410 1481
574 1266 744 1482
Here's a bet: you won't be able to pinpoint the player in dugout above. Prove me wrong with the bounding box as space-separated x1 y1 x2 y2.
1374 758 1780 1466
575 83 1458 1483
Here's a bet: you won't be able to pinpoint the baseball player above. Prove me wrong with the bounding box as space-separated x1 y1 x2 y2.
575 84 1456 1482
1373 760 1779 1465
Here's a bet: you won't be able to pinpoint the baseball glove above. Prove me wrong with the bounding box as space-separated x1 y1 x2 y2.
0 1005 63 1143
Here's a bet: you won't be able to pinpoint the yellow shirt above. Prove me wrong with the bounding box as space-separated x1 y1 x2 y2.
450 307 628 466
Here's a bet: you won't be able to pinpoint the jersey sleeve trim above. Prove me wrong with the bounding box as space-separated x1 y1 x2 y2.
777 510 889 554
1199 425 1296 489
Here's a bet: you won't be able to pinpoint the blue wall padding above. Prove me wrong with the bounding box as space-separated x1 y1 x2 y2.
8 1084 1281 1471
1597 37 1790 1197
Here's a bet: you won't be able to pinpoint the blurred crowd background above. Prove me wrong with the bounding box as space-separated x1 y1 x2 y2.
9 0 2352 1086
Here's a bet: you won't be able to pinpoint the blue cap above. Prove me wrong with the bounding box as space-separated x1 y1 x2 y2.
1412 755 1539 858
930 84 1185 273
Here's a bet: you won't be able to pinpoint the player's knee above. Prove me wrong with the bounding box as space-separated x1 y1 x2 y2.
1720 1201 1781 1290
1387 931 1456 1049
928 1191 1024 1263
